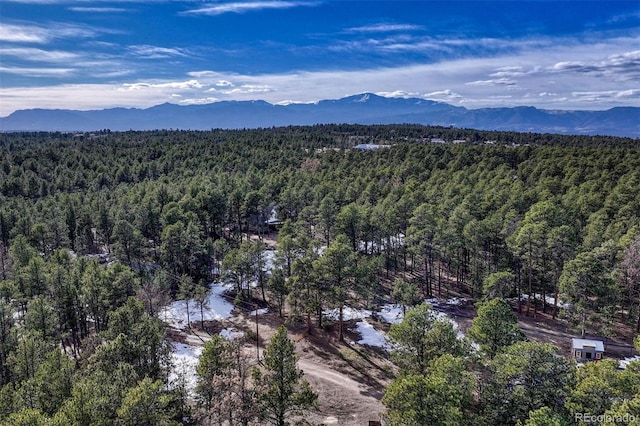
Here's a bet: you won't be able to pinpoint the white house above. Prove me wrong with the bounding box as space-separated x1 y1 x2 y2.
571 338 604 362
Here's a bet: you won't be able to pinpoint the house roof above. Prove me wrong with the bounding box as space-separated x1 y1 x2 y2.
572 338 604 352
353 144 391 150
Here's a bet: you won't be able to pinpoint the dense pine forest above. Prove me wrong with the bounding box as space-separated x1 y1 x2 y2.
0 125 639 425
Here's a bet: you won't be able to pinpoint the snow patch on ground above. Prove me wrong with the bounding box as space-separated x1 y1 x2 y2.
323 306 372 321
358 234 405 253
160 282 234 329
520 293 572 310
432 310 466 339
355 321 391 351
378 303 466 339
169 342 202 393
247 250 276 288
425 297 466 306
378 304 404 324
351 301 469 352
619 355 640 370
249 308 269 316
263 249 275 273
220 328 244 340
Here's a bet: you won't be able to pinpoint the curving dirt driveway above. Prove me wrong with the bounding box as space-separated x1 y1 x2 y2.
296 356 385 425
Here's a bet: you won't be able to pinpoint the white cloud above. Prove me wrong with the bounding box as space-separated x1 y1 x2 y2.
489 67 528 78
128 45 190 59
616 89 640 98
274 99 315 105
181 1 317 16
346 23 424 33
179 97 220 105
0 83 180 115
376 90 422 98
571 90 640 102
69 7 127 13
119 80 203 91
0 24 50 43
222 84 272 94
0 66 75 77
466 78 518 86
550 50 640 80
424 89 463 100
0 47 79 63
0 21 109 44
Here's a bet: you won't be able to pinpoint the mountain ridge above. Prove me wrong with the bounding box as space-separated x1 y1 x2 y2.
1 93 638 137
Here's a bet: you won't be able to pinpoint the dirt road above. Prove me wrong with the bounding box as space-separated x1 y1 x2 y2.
296 357 385 425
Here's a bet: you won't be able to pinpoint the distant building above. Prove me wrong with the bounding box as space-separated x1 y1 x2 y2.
571 338 604 362
353 144 391 150
430 138 446 144
265 206 283 230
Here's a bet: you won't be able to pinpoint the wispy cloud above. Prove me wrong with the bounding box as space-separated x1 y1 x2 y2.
120 80 204 91
69 7 128 13
376 90 421 98
181 1 317 16
551 50 640 81
466 78 518 87
489 66 530 78
345 23 424 33
0 21 110 44
571 89 640 102
0 47 79 63
180 97 220 105
324 34 549 58
128 45 191 59
424 89 463 101
0 23 51 43
0 66 75 77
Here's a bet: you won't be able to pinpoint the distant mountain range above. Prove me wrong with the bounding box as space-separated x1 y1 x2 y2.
1 93 638 137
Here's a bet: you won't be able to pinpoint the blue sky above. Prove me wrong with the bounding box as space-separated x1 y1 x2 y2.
1 0 639 115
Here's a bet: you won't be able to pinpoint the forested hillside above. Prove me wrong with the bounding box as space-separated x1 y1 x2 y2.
0 125 638 425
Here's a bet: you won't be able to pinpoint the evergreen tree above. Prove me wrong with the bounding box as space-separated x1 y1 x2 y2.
253 326 317 426
482 341 574 425
468 298 525 359
116 377 179 426
559 241 620 337
382 354 475 426
391 278 420 315
388 303 468 374
313 234 356 341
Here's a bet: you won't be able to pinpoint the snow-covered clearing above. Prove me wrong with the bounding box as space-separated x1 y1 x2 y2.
323 306 373 322
378 302 466 339
169 342 203 393
425 297 466 306
160 282 234 329
220 327 244 340
355 321 391 351
323 299 467 351
520 293 572 310
378 304 404 324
